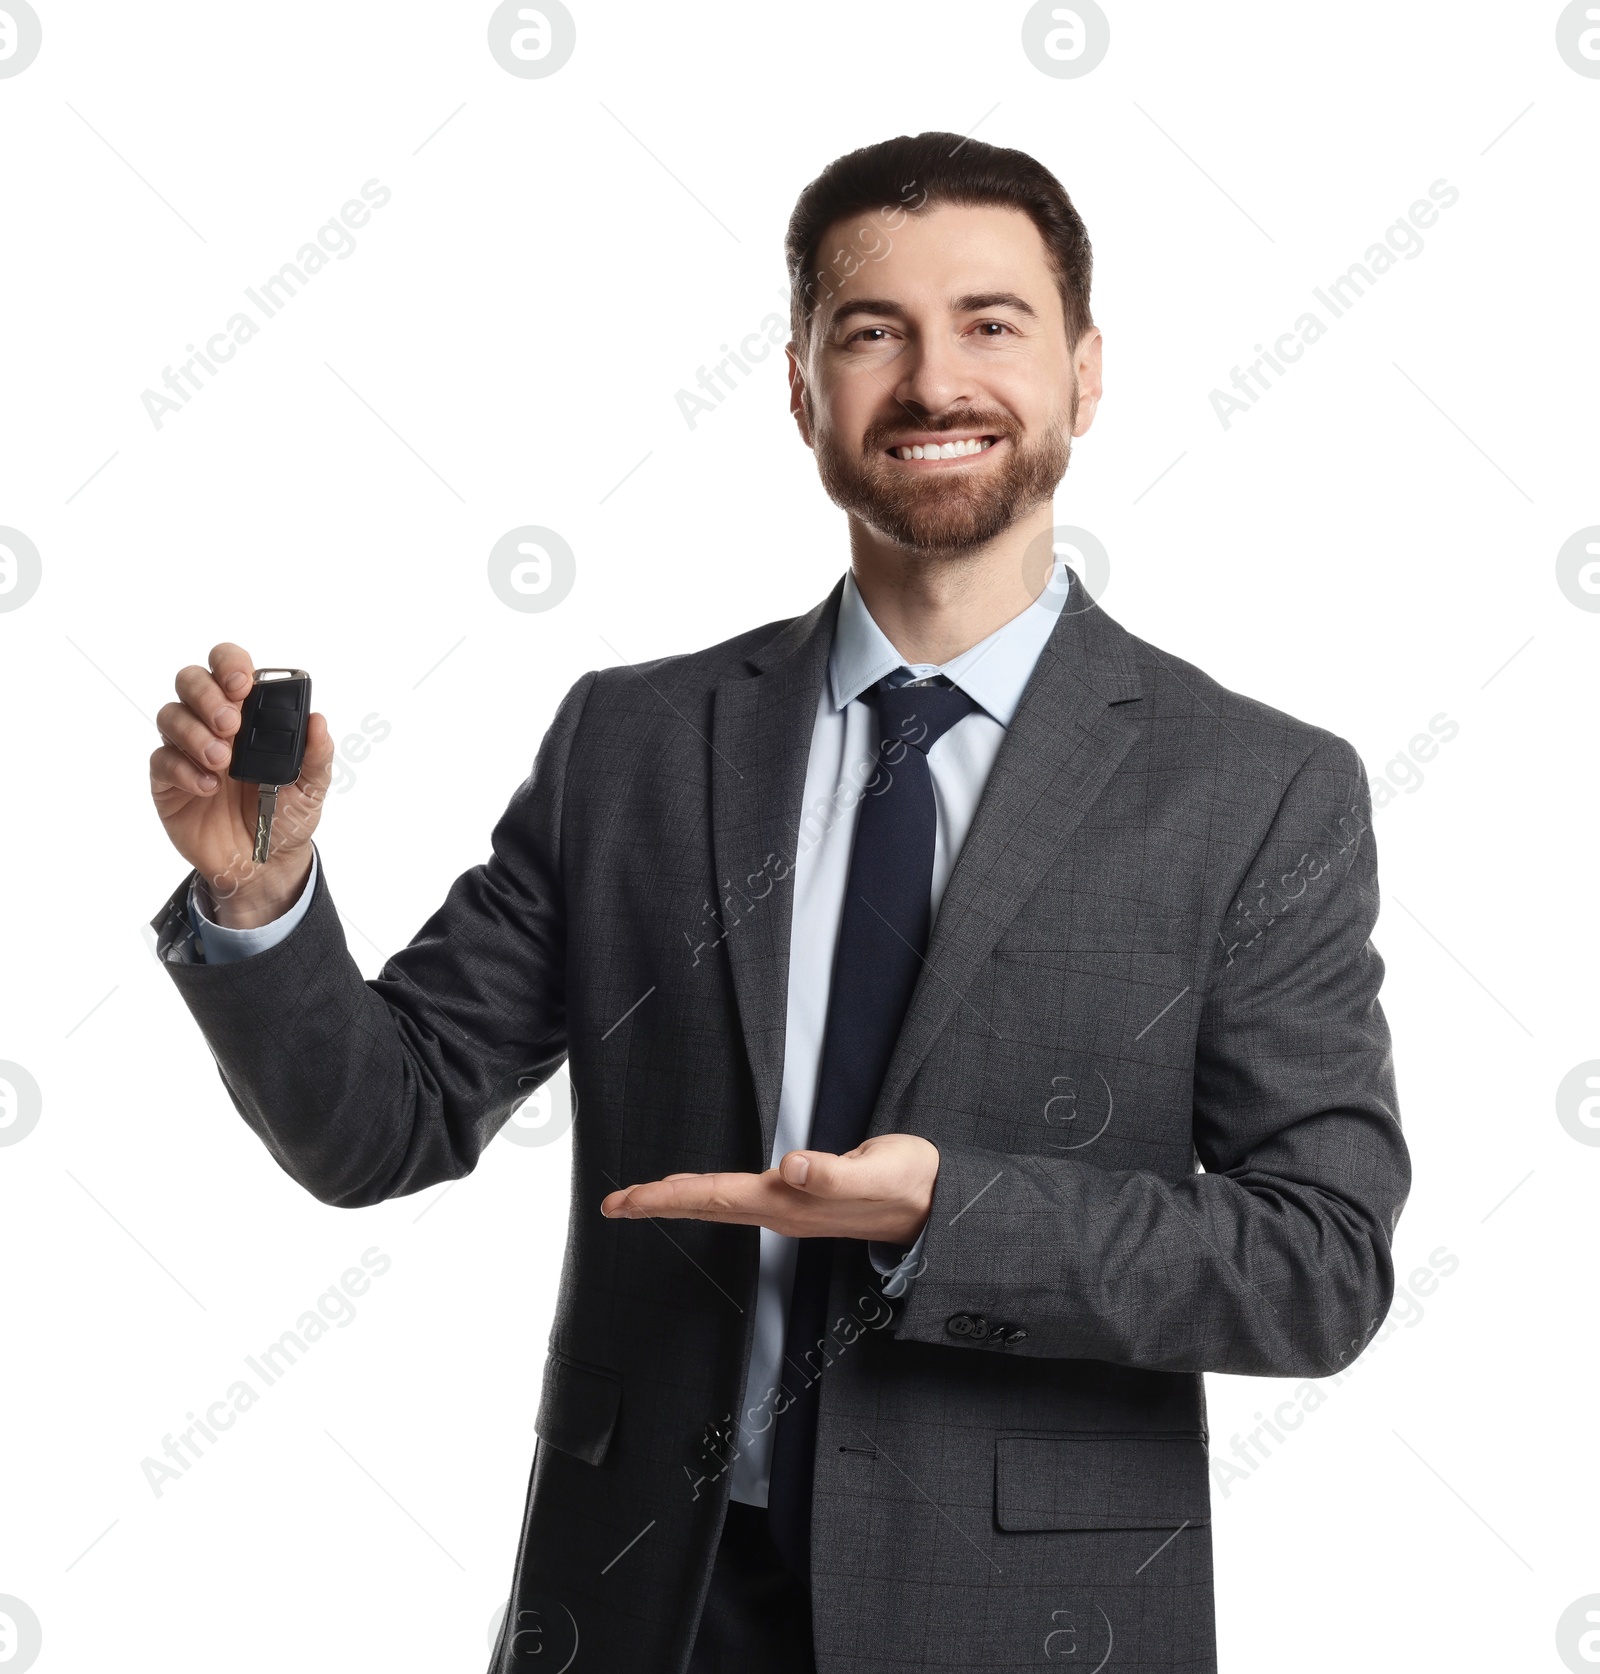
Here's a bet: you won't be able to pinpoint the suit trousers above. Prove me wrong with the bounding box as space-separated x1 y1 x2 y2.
688 1499 816 1673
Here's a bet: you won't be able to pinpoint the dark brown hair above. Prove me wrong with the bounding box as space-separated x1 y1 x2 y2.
785 131 1094 349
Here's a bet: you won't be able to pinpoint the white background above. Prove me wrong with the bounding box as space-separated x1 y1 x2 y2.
1 2 1596 1669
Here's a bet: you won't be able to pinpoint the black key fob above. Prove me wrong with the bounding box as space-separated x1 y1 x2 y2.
228 668 311 786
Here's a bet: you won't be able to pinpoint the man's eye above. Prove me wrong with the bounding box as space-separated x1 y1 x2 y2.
848 327 892 344
974 321 1015 337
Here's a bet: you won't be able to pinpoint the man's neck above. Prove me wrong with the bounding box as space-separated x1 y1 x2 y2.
846 502 1058 666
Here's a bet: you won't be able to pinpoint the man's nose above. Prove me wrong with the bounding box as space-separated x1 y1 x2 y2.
892 328 976 415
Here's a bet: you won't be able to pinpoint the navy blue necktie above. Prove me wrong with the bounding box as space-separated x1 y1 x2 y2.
765 673 979 1582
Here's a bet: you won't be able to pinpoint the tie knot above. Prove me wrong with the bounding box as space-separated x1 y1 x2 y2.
871 675 980 755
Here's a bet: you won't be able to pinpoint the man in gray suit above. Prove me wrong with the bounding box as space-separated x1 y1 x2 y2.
148 133 1409 1672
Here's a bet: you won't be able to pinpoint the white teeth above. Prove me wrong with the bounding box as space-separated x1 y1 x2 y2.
896 437 994 460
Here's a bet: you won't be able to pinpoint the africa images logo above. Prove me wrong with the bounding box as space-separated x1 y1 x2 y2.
0 1 43 78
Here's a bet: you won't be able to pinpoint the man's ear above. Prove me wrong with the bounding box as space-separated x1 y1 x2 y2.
1071 327 1104 437
786 343 814 448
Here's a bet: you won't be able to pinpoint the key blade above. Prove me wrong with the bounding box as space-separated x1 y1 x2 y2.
253 785 280 865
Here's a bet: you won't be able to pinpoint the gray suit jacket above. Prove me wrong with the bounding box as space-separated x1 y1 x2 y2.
151 570 1409 1672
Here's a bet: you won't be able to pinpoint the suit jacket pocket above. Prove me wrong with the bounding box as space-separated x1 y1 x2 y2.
535 1349 623 1466
995 1431 1210 1532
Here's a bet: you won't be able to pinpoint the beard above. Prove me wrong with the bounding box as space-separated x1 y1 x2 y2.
811 398 1074 557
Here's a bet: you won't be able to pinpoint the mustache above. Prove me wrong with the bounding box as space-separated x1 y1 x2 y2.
861 410 1022 452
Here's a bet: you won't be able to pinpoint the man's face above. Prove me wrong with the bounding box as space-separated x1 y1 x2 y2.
789 202 1101 556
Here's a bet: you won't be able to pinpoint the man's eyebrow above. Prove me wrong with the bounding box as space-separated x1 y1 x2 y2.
953 291 1038 318
827 298 910 329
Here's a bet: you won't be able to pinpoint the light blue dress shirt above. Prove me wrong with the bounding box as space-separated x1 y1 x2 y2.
178 561 1073 1506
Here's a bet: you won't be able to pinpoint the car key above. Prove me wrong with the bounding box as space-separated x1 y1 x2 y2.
227 668 311 864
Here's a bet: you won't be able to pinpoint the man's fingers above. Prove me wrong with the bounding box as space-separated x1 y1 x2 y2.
599 1139 936 1243
156 699 234 775
208 642 255 700
291 713 336 796
778 1134 929 1196
601 1170 775 1221
648 1171 758 1214
150 742 221 797
780 1151 815 1189
779 1149 853 1193
176 662 241 739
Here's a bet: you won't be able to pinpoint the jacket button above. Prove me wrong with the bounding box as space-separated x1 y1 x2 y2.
968 1317 991 1341
945 1313 976 1338
1001 1325 1028 1344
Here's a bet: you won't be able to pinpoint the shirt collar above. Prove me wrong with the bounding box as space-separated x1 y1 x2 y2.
828 559 1072 727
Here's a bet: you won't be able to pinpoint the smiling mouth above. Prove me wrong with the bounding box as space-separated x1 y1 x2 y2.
886 435 1001 462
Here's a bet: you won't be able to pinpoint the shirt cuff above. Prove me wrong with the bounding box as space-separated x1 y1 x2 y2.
867 1223 928 1300
186 848 319 966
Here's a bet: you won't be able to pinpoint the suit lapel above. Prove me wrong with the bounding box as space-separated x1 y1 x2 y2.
711 581 843 1166
870 571 1146 1131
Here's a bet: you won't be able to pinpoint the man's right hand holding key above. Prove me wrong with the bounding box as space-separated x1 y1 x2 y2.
150 642 336 929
